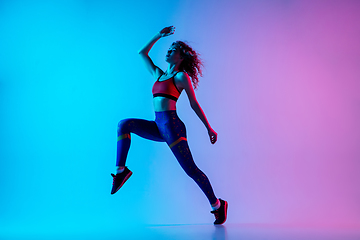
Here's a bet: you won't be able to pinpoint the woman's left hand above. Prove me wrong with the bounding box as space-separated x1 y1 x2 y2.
159 26 175 37
208 128 218 144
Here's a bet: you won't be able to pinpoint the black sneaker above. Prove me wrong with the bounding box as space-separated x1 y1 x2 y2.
111 167 132 194
211 198 228 225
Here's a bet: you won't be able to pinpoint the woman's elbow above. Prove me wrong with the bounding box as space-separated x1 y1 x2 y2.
138 50 148 55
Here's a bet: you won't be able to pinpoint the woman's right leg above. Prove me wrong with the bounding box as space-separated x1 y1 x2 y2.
116 118 165 167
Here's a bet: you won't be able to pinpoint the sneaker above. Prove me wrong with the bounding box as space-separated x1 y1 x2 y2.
111 167 133 194
210 198 228 225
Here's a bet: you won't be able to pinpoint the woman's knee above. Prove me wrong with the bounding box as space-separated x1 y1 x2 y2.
117 119 132 134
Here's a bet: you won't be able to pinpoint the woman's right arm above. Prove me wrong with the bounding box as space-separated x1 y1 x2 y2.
138 32 163 79
138 26 175 79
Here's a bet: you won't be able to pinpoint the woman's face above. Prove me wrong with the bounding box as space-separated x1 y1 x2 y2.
165 46 183 64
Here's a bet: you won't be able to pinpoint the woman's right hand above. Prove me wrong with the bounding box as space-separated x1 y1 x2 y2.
208 128 218 144
159 26 175 37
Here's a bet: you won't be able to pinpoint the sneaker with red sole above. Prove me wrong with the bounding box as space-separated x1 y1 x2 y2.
211 198 228 225
111 167 132 194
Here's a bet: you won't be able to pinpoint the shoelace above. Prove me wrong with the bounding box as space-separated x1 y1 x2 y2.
211 209 220 219
111 173 117 185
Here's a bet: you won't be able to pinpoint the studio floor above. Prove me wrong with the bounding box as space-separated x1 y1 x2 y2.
136 224 360 240
3 223 360 240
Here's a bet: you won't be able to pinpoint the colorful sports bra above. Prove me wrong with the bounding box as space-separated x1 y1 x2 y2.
152 72 181 101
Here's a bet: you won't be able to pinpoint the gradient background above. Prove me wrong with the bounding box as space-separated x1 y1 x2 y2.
1 0 360 238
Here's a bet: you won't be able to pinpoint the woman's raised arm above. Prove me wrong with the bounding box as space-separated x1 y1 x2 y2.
138 26 175 79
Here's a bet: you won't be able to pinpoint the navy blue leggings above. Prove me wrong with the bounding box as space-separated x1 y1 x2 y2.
116 110 217 205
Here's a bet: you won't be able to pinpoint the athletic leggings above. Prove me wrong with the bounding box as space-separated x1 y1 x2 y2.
116 110 217 205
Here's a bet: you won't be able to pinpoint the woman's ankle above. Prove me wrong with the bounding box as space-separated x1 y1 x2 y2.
211 198 221 211
116 166 125 173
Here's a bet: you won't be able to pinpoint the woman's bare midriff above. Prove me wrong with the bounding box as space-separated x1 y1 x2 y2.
153 96 177 111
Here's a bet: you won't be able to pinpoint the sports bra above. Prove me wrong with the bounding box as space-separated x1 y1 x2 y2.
152 72 181 101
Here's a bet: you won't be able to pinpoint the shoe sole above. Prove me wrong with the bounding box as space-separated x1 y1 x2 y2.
112 171 133 194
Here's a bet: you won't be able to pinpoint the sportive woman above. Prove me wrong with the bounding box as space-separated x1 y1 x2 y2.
111 26 228 225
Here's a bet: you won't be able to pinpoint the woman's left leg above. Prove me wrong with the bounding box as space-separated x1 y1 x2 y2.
155 111 218 206
170 139 218 206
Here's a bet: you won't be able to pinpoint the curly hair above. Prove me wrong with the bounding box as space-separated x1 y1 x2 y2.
171 41 204 90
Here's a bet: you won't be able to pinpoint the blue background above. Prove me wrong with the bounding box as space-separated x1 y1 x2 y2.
1 0 360 238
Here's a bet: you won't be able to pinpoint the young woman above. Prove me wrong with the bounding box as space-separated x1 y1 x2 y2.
111 26 228 225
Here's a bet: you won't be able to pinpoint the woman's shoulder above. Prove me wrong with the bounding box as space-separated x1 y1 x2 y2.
174 71 191 90
174 71 190 80
174 71 188 77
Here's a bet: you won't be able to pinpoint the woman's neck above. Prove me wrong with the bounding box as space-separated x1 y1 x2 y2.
166 64 180 75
